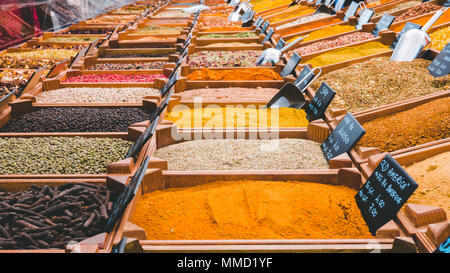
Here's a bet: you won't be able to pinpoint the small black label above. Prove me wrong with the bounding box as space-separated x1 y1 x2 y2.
255 17 264 28
260 21 269 34
445 0 450 7
355 154 418 235
335 0 346 11
372 14 395 36
263 28 275 43
106 155 151 232
427 43 450 77
390 21 421 49
343 1 359 21
281 52 302 77
276 38 286 50
305 82 336 121
356 8 374 30
320 113 366 162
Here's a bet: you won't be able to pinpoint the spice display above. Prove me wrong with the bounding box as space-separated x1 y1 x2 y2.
0 57 60 69
35 87 159 103
358 97 450 152
152 11 190 17
89 62 167 70
391 10 450 32
126 36 177 42
199 32 259 38
187 51 261 68
268 6 316 24
304 41 391 67
254 0 293 13
165 106 308 128
178 87 279 102
197 17 241 30
44 36 99 43
0 137 132 174
376 1 422 16
63 73 167 83
0 107 153 133
186 68 282 81
0 69 34 97
203 42 260 47
277 13 330 30
430 26 450 51
404 152 450 218
310 57 450 112
290 32 375 56
284 18 344 41
155 139 327 170
2 49 77 59
86 15 137 24
392 2 441 23
134 25 183 34
132 180 373 240
60 28 115 34
100 52 169 58
0 183 118 250
202 26 248 32
31 44 87 50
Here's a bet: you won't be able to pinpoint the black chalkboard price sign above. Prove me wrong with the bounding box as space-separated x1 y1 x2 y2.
444 0 450 7
260 21 269 34
105 155 151 232
276 38 286 50
355 154 418 235
262 28 275 43
256 18 264 28
280 52 302 77
320 113 366 162
372 14 395 36
335 0 346 11
356 8 374 30
343 1 359 21
390 22 421 49
305 82 336 121
434 236 450 253
427 43 450 77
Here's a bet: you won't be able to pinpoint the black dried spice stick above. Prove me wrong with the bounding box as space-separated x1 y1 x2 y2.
0 183 117 250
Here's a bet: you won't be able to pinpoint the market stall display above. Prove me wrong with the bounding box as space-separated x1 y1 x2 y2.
0 0 448 254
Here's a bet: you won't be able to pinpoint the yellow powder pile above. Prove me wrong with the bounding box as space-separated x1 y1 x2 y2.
131 180 374 240
165 106 309 128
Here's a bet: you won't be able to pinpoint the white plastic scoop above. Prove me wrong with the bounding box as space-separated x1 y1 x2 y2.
391 8 447 61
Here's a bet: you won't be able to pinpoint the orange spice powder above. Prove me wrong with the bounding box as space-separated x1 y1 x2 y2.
131 180 374 240
186 68 283 81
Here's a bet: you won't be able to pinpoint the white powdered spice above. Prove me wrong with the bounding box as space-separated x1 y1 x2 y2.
155 139 328 171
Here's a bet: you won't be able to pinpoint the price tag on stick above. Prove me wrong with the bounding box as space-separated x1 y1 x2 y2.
320 113 366 162
372 14 395 36
276 38 286 50
305 82 336 121
280 52 302 77
355 8 374 30
105 156 151 232
355 154 418 235
260 21 269 34
343 1 359 21
294 65 315 91
427 43 450 77
262 28 275 43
